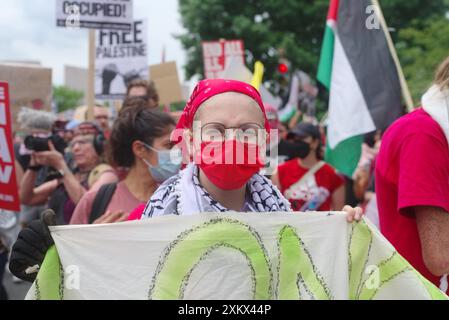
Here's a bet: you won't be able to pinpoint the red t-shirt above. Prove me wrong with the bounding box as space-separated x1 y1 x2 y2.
277 159 344 211
376 108 449 294
128 204 146 221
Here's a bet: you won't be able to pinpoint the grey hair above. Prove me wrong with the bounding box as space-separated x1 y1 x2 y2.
17 107 57 131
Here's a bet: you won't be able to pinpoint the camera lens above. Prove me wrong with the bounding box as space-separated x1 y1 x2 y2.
24 136 50 152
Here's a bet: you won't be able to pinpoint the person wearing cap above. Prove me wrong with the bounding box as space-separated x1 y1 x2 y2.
63 120 81 144
271 122 345 212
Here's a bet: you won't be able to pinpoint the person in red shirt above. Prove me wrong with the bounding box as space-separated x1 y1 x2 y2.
376 56 449 295
272 122 345 211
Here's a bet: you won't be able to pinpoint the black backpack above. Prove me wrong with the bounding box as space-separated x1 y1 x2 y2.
88 183 118 224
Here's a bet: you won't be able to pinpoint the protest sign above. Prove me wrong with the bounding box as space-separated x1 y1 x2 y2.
0 63 52 129
202 40 245 79
95 19 148 100
26 212 447 300
149 62 183 106
64 65 88 104
0 83 20 211
56 0 133 30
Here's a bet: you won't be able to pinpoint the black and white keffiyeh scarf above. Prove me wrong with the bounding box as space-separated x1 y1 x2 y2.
141 164 291 218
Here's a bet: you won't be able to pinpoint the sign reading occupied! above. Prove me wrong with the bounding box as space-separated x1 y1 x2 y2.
0 83 20 212
202 40 245 79
56 0 133 30
95 19 148 100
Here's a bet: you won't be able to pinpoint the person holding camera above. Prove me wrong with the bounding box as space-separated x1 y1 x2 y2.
19 122 118 225
14 108 58 228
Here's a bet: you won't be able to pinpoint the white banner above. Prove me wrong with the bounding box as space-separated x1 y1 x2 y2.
26 212 447 300
95 19 148 100
56 0 133 30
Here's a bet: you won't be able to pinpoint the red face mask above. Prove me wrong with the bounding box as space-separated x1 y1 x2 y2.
196 140 264 190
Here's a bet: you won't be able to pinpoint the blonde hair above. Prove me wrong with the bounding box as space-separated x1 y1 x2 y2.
435 56 449 90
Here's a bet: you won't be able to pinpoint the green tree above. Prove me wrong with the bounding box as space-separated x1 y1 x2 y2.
178 0 448 85
53 86 84 113
397 17 449 103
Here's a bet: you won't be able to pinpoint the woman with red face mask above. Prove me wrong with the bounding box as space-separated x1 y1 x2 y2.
8 79 363 283
141 79 361 221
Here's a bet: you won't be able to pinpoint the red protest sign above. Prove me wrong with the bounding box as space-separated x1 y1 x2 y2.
0 82 20 211
202 39 245 79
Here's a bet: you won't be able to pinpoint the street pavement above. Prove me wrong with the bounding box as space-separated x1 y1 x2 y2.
3 269 31 300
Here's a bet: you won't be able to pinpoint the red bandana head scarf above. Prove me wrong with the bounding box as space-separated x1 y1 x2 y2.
173 79 270 189
175 79 271 132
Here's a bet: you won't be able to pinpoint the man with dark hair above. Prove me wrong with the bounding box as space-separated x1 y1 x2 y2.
126 79 159 108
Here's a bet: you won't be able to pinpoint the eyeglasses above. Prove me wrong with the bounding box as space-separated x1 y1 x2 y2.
94 115 109 120
201 122 265 143
69 137 94 149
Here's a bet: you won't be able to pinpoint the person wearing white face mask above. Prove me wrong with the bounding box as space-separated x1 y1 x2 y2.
69 102 179 225
140 143 183 185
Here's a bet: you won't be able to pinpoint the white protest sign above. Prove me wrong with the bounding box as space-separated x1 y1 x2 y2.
95 19 148 100
26 212 447 300
56 0 133 30
202 40 245 79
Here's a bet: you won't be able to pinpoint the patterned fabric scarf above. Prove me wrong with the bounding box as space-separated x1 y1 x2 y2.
142 164 291 218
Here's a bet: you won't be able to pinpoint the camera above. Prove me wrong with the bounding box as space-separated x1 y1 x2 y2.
24 134 67 154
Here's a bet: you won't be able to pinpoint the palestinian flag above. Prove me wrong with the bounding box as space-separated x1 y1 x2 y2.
317 0 403 177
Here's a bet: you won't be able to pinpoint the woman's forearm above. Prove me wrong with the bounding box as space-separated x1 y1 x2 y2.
60 163 87 204
20 170 38 205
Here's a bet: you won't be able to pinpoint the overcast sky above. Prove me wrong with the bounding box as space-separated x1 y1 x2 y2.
0 0 187 85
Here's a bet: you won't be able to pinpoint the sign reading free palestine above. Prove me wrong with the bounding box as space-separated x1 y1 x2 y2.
27 212 447 300
95 19 148 100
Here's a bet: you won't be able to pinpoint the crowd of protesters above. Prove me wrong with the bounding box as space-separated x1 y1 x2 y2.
1 56 449 299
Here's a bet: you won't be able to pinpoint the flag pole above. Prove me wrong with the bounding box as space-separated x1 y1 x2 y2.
86 30 96 121
372 0 414 112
